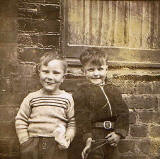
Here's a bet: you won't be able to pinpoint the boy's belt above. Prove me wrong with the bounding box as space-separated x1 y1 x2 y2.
92 121 114 130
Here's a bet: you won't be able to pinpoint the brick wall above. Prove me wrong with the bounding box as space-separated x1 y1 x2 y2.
0 0 160 159
0 0 19 158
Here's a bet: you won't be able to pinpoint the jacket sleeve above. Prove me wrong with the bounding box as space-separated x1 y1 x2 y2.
73 86 92 142
15 94 32 144
112 87 129 139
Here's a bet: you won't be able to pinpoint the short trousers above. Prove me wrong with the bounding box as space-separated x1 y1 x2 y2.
20 137 68 159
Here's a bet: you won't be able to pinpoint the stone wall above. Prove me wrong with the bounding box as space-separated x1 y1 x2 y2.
0 0 160 159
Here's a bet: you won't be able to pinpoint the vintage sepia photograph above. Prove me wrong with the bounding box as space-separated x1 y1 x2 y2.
0 0 160 159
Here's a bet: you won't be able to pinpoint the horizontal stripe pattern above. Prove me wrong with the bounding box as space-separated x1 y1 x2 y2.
30 96 71 110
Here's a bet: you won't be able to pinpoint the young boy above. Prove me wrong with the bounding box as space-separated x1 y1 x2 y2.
15 51 76 159
73 48 129 159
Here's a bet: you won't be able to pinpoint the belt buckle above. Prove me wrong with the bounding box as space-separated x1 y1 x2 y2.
103 121 111 130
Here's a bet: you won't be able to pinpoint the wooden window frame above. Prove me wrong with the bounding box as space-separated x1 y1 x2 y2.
61 0 160 68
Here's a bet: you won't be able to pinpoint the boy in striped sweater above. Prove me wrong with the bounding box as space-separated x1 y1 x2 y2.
15 51 76 159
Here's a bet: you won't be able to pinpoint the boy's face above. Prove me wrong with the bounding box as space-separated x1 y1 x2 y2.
83 62 108 85
39 59 65 94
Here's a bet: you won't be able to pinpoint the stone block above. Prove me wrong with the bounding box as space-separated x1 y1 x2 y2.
118 139 135 153
17 64 36 76
0 44 17 61
18 34 39 46
150 126 160 138
18 0 59 3
0 154 20 159
0 77 12 93
134 81 153 94
0 17 16 32
0 0 17 17
9 138 20 154
157 95 160 111
10 77 27 93
0 62 19 77
45 0 59 3
0 107 15 122
150 138 160 156
152 81 160 94
0 138 19 154
25 77 41 92
18 3 60 19
120 155 149 159
0 123 16 138
18 47 62 62
18 18 60 33
123 94 158 109
129 111 137 124
138 139 151 155
42 20 60 33
0 139 11 154
139 111 160 124
116 79 135 94
38 34 59 47
130 125 148 137
40 4 60 20
0 32 16 43
112 80 159 95
0 93 26 106
18 47 43 62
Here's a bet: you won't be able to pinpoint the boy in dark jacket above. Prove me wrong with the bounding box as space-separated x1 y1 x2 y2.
73 48 129 159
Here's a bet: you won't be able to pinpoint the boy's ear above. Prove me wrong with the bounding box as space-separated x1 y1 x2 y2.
81 67 85 73
81 67 86 76
106 65 109 70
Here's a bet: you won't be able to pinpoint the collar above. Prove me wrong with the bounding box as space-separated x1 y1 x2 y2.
88 81 106 87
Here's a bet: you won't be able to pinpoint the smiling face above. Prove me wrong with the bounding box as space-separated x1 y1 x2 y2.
39 59 65 94
83 61 108 85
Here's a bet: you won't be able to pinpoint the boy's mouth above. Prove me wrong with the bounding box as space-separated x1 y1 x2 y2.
46 81 56 85
90 77 102 80
90 78 102 81
45 81 60 85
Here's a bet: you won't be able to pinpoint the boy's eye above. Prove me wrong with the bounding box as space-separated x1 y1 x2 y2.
53 71 61 74
98 67 104 71
87 68 94 72
42 70 49 73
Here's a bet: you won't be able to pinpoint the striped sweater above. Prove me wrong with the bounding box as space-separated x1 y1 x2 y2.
15 89 75 145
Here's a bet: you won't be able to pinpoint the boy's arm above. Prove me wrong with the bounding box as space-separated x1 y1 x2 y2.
73 87 93 142
15 95 31 144
113 88 129 138
65 95 76 142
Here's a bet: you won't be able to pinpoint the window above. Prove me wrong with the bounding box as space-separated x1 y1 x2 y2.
63 0 160 68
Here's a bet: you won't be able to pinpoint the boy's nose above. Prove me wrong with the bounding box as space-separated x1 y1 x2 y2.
93 70 99 76
47 73 54 80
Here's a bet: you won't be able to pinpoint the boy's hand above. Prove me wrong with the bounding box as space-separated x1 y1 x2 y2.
65 128 75 144
105 132 120 147
82 138 92 159
82 145 91 159
65 134 72 144
58 144 67 150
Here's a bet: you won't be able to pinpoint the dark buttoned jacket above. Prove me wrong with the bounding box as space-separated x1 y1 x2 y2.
73 81 129 141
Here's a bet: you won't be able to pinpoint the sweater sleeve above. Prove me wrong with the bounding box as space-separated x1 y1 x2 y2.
65 94 76 142
73 86 92 142
15 94 32 144
113 88 129 138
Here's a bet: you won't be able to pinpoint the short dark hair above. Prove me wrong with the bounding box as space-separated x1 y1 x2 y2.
80 48 108 66
37 50 68 74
